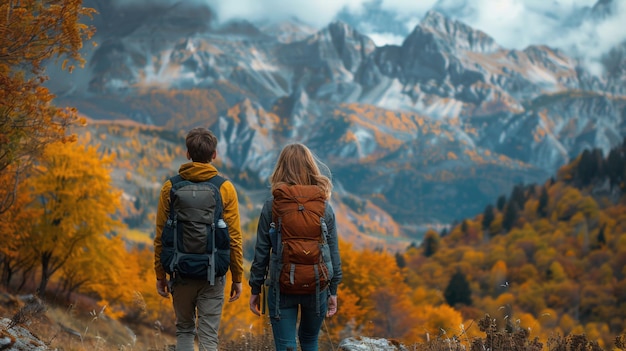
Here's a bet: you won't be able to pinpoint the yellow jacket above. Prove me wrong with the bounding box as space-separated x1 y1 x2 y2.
153 162 244 283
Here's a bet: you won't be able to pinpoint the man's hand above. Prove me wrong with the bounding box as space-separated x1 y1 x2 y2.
229 282 242 302
326 295 338 317
156 279 169 297
249 294 261 316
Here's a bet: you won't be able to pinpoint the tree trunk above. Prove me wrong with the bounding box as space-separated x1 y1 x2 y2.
1 258 13 288
38 251 52 296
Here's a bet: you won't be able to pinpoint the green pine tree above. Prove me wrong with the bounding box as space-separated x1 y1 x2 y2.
444 270 472 307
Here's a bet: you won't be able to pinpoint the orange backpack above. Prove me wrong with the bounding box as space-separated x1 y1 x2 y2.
272 184 330 295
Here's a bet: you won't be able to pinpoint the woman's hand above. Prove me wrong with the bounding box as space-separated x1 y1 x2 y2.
326 295 337 317
250 294 261 316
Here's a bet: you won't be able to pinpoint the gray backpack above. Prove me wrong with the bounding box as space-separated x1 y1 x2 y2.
160 175 230 284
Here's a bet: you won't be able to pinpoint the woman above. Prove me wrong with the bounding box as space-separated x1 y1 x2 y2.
249 143 342 351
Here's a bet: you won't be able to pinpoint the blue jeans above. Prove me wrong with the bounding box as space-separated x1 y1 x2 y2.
268 287 328 351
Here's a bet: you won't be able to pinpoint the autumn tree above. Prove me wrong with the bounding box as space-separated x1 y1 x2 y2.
22 140 122 295
0 166 39 288
58 234 137 313
0 0 95 214
337 241 408 337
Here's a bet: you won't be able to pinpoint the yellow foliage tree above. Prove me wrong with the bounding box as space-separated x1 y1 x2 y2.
125 245 175 328
22 140 122 295
60 234 142 319
489 260 508 294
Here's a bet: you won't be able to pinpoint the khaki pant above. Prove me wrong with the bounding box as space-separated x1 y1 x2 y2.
171 276 225 351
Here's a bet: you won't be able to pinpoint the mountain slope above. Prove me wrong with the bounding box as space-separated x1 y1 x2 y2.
49 1 626 244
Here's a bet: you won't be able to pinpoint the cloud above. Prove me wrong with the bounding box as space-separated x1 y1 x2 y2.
435 0 599 50
368 32 405 46
110 0 625 74
368 0 625 75
449 0 626 75
205 0 368 28
378 0 439 15
554 0 626 73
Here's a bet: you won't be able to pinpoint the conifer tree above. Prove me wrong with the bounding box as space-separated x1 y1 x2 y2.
395 252 406 268
496 195 507 211
482 204 495 230
444 269 472 307
537 186 549 217
461 220 469 234
606 148 624 189
510 184 526 209
421 229 439 257
502 202 518 232
576 149 604 186
597 224 606 247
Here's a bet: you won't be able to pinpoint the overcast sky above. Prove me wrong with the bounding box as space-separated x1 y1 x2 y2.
114 0 626 74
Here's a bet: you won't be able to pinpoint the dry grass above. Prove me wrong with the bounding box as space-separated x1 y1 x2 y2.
218 314 626 351
389 315 620 351
0 290 175 351
2 291 625 351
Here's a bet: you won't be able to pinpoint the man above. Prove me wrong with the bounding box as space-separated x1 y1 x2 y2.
154 127 243 351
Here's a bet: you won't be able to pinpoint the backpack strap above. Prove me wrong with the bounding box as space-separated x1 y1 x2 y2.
207 175 226 285
208 175 226 219
274 215 282 319
207 174 226 188
169 174 184 186
166 175 186 275
315 203 328 316
266 200 281 318
167 175 185 214
320 202 329 244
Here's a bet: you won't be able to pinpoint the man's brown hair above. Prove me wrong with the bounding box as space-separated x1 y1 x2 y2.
186 128 218 163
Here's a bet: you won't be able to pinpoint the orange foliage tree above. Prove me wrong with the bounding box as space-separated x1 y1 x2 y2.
334 239 465 344
0 0 95 213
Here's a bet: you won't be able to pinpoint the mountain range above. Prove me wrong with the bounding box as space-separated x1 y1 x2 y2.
49 0 626 247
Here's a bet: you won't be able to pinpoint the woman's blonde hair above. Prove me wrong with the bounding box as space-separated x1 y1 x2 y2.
270 143 332 199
